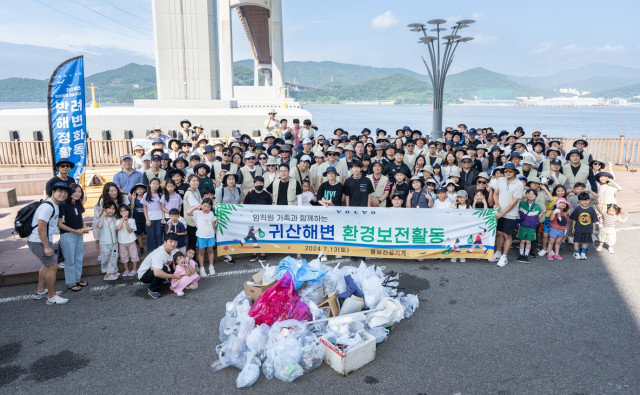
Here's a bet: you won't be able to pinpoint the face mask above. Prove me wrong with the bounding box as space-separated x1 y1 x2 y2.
447 186 455 192
254 185 264 191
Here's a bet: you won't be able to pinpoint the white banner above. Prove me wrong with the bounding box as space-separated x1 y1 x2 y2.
215 205 498 260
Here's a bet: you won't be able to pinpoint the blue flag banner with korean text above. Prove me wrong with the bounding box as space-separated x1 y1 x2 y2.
215 205 498 260
47 56 86 183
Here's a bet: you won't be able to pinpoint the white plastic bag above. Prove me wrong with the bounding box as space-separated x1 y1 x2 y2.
362 276 386 309
273 336 304 382
367 297 405 328
366 326 389 343
246 323 270 354
236 352 261 388
397 293 419 318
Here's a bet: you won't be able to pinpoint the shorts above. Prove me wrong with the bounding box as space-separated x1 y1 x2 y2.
497 218 517 235
119 242 140 263
27 241 58 266
542 217 551 234
135 220 146 235
517 226 537 241
196 237 216 248
598 226 616 246
573 232 591 244
549 227 565 239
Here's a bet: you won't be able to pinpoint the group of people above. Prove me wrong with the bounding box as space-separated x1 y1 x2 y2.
27 117 627 302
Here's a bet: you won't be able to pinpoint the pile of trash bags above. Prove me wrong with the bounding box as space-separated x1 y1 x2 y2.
212 253 420 388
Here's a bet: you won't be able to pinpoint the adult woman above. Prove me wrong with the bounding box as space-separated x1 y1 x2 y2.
365 142 375 157
441 152 459 179
183 174 202 254
412 155 427 177
215 173 244 204
231 152 243 167
487 146 503 174
393 137 404 150
257 153 269 172
58 184 88 292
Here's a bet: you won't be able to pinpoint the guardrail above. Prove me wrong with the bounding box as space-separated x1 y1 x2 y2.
0 137 639 167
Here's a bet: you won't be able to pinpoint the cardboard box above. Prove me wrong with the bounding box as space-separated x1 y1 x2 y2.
243 269 276 302
320 331 376 376
318 293 340 317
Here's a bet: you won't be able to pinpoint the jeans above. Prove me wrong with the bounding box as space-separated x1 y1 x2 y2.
146 219 163 253
59 232 84 285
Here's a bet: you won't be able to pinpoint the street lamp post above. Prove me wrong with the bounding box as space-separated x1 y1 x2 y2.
408 19 475 141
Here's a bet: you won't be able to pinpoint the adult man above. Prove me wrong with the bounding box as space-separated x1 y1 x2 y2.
317 147 347 187
211 147 238 187
492 163 525 268
31 182 71 305
367 161 390 207
295 138 314 161
426 141 442 166
317 166 344 207
382 148 412 185
45 158 76 198
539 158 567 189
466 172 494 207
237 152 262 195
142 155 166 185
292 155 311 186
458 155 479 189
520 157 539 180
243 176 272 264
466 129 481 148
402 139 418 169
138 233 180 298
266 164 302 206
343 160 374 207
539 147 563 173
178 119 192 140
561 149 596 192
113 154 143 197
278 118 292 139
339 144 355 173
353 141 365 162
279 145 298 169
264 109 279 137
202 145 217 168
299 119 315 141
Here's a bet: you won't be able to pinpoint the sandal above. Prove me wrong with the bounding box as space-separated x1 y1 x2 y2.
67 285 83 292
76 280 88 287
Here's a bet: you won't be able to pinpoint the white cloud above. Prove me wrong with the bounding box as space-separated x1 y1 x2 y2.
471 34 498 45
561 43 589 53
471 13 482 21
529 42 554 55
595 44 624 53
371 10 397 30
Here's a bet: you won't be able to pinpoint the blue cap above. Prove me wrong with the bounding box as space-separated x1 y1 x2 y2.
322 140 330 145
152 137 163 144
403 126 412 131
509 151 522 159
51 182 72 193
503 163 516 170
323 166 337 176
181 140 192 146
204 145 216 153
160 153 171 159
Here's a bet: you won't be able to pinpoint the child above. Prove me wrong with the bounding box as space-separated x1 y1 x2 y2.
406 176 432 208
569 192 598 260
594 172 622 220
97 201 119 280
165 208 187 253
129 184 147 255
187 197 217 276
517 189 543 263
297 179 315 206
116 204 139 277
595 204 628 254
142 178 164 253
425 178 437 201
539 184 567 255
161 180 183 221
472 190 488 209
546 197 569 261
170 252 200 297
567 182 599 243
451 190 471 263
444 179 458 202
432 187 451 209
390 192 404 208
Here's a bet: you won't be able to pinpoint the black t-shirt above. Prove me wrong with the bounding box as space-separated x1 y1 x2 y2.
46 175 74 197
243 190 273 205
569 206 598 234
343 176 374 207
388 182 411 205
266 179 302 205
59 201 85 233
382 162 412 181
317 181 344 206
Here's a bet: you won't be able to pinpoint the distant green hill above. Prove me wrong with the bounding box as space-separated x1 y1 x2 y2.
587 83 640 100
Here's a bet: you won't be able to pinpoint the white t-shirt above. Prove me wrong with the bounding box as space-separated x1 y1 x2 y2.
116 218 137 244
432 199 451 209
137 246 177 279
496 177 525 219
193 210 216 238
297 191 315 206
27 199 59 243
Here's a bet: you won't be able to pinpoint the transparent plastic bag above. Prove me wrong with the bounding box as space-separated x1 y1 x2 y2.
322 269 346 296
236 352 261 388
276 256 329 291
299 281 325 306
362 276 386 309
299 335 325 373
366 326 389 343
273 336 304 382
397 292 419 318
246 323 270 354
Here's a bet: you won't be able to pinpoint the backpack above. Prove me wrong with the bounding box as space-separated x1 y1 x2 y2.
14 200 55 238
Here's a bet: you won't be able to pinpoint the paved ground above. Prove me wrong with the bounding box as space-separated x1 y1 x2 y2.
1 222 640 393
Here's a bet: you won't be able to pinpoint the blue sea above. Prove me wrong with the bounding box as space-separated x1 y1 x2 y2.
305 104 640 138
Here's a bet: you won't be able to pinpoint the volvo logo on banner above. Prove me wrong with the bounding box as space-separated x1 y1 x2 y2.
47 56 87 185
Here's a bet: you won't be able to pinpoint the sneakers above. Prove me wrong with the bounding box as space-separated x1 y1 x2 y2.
517 254 526 263
320 255 328 262
57 261 65 269
467 249 474 253
147 289 161 299
130 270 138 277
239 240 244 247
258 257 267 265
580 252 587 260
104 274 118 281
595 245 602 252
554 254 563 261
482 247 488 254
538 249 547 257
46 295 69 305
523 255 529 264
608 247 614 254
335 255 343 259
224 255 235 264
573 252 581 260
199 267 207 278
497 255 508 267
547 254 554 261
186 284 198 290
450 258 457 263
459 258 466 263
208 265 216 276
123 270 131 277
139 247 145 255
34 289 48 300
489 251 502 262
249 255 259 262
176 291 185 297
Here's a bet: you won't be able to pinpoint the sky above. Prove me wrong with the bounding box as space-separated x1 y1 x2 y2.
1 0 639 78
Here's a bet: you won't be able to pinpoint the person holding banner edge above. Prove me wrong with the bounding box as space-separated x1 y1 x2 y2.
492 162 525 267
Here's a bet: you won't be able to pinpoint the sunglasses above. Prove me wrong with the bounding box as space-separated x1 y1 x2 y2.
327 153 337 156
246 157 255 160
259 157 267 160
222 153 230 156
477 180 487 184
462 160 471 164
504 169 515 173
59 164 71 168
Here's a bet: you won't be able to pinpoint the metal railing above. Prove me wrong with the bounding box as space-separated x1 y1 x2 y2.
1 138 639 167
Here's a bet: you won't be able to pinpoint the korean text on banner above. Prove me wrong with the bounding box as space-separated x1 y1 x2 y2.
47 56 87 184
215 205 497 260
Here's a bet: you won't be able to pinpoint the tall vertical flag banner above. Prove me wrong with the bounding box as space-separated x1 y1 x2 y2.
48 56 87 184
